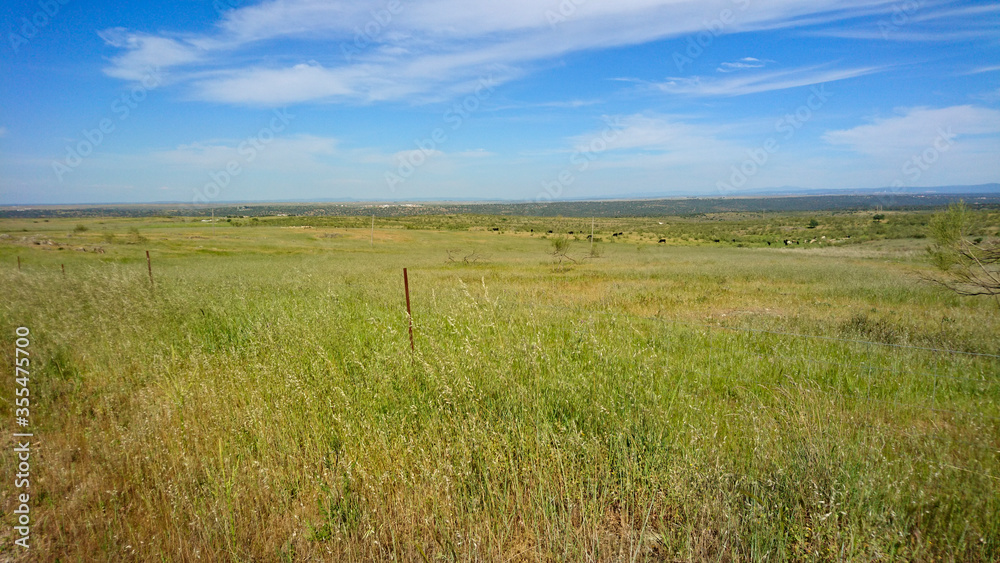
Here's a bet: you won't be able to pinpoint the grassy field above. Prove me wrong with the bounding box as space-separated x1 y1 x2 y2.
1 210 998 561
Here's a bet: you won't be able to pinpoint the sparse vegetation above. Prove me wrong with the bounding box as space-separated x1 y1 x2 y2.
927 201 1000 306
549 235 575 263
127 226 147 244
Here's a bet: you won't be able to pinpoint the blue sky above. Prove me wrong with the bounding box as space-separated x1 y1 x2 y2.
1 0 998 205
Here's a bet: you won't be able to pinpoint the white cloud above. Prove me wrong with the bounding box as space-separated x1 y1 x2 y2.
823 105 1000 156
967 65 1000 75
569 114 726 153
192 63 375 105
717 57 769 73
98 28 202 81
152 134 340 170
98 0 907 106
806 29 990 41
392 148 445 162
453 149 495 158
805 2 1000 42
497 99 603 110
819 105 1000 188
656 64 881 97
557 113 749 176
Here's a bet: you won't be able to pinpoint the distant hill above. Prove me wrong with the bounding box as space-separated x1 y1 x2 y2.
596 183 1000 200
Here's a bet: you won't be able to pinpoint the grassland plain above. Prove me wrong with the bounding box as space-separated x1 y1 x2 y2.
0 210 998 561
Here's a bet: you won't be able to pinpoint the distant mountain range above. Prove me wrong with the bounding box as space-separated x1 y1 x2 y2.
585 183 1000 201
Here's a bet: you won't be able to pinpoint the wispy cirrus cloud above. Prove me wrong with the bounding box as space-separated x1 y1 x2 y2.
805 1 1000 41
655 64 882 97
966 65 1000 75
97 0 910 107
717 57 771 73
152 134 340 169
98 28 202 81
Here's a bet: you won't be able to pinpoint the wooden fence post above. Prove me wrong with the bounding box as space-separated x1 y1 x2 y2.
404 268 414 351
146 250 154 286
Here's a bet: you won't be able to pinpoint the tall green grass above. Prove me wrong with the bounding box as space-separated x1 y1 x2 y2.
1 218 998 561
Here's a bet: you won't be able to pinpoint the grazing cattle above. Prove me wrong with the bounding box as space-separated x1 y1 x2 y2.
784 240 792 245
568 231 574 234
713 239 720 243
547 230 553 233
658 239 666 243
767 241 771 246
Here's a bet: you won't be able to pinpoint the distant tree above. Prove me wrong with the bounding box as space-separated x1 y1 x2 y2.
926 201 1000 306
807 218 819 229
550 236 575 263
872 213 885 223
